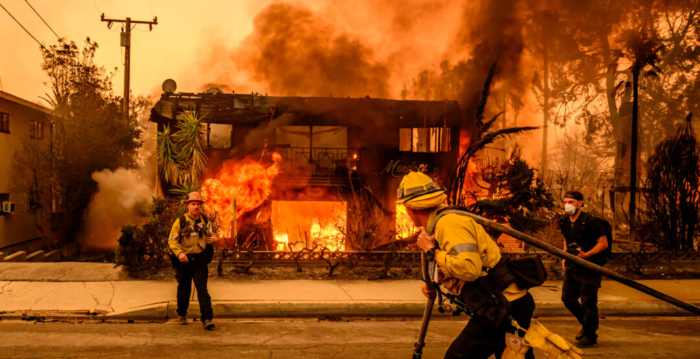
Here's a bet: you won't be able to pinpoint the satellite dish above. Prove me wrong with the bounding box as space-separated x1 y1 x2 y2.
162 79 177 93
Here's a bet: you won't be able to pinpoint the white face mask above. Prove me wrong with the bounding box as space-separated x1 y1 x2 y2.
564 203 578 216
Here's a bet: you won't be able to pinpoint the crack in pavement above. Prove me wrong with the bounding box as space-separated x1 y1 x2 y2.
106 282 116 313
0 281 12 296
83 282 102 309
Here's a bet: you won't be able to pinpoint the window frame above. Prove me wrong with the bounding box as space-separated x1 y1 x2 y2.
399 127 452 153
0 112 9 133
30 121 44 139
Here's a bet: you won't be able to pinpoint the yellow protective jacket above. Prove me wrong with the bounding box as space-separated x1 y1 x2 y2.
168 214 211 257
426 205 527 302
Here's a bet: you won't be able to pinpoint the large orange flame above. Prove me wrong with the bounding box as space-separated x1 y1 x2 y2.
201 153 282 238
271 201 346 252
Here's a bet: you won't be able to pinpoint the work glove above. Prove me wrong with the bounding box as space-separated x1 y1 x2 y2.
523 320 584 359
502 333 530 359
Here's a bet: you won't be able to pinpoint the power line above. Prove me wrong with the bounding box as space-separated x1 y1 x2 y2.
148 0 154 18
91 0 101 16
0 2 48 51
24 0 60 39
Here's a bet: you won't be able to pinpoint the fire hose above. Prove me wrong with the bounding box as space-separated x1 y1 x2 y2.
412 211 700 358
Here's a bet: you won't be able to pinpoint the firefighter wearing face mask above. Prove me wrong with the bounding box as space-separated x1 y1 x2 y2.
559 191 609 348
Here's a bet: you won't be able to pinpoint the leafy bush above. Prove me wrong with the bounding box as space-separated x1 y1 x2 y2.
115 197 181 272
643 114 700 252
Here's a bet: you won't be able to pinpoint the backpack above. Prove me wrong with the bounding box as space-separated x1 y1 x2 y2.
429 206 547 290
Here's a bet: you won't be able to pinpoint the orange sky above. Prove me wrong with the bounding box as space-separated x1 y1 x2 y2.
0 0 278 103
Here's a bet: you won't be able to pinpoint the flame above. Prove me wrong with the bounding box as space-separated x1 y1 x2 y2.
396 204 419 239
310 218 345 251
201 153 282 237
271 201 346 252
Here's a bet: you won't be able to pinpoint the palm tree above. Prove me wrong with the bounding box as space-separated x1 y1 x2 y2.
449 61 539 206
616 25 665 236
156 110 208 187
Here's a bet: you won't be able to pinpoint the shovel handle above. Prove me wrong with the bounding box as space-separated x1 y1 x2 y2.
413 252 436 357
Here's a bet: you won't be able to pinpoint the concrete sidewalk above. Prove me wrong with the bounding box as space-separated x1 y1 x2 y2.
0 263 698 320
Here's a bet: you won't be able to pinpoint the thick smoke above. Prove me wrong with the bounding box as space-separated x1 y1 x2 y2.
234 3 391 98
78 169 153 251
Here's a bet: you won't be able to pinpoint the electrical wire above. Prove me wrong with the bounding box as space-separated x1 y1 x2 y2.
91 0 101 16
24 0 60 39
148 0 154 18
0 2 49 51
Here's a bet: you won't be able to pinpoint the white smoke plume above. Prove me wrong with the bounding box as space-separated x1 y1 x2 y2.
78 168 153 251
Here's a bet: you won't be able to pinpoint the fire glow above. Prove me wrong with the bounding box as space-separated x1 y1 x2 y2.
271 201 346 252
200 153 282 238
396 204 419 239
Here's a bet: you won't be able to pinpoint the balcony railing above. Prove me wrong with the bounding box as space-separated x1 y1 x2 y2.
276 147 351 174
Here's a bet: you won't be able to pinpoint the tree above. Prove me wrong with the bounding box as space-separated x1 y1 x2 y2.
10 38 145 247
616 23 666 233
643 113 699 251
449 61 538 206
543 1 700 175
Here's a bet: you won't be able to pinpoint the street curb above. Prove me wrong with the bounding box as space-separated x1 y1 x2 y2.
111 300 700 320
2 301 698 321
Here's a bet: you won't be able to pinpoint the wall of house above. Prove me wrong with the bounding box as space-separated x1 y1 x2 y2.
0 96 50 250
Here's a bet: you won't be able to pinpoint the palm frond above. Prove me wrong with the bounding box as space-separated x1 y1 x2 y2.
475 60 499 125
171 110 208 185
469 126 539 158
480 111 505 135
156 125 181 184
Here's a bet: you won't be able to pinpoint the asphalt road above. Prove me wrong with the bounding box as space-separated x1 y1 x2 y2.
1 317 699 358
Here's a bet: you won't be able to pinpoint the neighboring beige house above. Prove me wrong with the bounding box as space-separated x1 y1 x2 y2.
0 91 51 251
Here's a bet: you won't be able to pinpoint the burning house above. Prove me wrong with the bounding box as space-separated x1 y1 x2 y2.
149 82 468 252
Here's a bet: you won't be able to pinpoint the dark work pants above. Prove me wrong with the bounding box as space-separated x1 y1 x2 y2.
174 255 213 322
561 270 601 340
444 292 536 359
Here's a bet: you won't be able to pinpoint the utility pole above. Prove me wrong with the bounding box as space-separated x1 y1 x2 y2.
542 34 549 178
100 14 157 124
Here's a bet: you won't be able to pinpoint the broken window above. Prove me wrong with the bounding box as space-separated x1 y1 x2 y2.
400 127 451 153
208 123 231 149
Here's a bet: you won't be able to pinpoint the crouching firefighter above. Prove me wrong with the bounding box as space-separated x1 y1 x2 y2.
168 192 218 330
399 172 541 359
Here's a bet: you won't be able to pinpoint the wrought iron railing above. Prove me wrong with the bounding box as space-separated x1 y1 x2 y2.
276 147 351 174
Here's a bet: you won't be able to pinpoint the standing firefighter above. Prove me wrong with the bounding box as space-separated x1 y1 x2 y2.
399 172 536 359
559 190 609 347
169 192 218 330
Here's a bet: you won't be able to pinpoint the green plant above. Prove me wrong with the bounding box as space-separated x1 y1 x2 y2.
115 197 180 272
156 110 208 185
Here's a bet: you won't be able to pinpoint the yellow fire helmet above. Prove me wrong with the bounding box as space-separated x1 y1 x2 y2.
396 171 446 205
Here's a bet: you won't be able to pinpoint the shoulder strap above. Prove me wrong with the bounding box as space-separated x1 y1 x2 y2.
426 206 482 257
426 206 467 234
178 215 187 243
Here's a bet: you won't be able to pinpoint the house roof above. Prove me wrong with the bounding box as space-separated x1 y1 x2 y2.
0 91 52 115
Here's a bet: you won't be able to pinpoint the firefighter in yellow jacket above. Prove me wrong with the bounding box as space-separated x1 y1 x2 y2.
168 192 218 330
398 172 535 359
